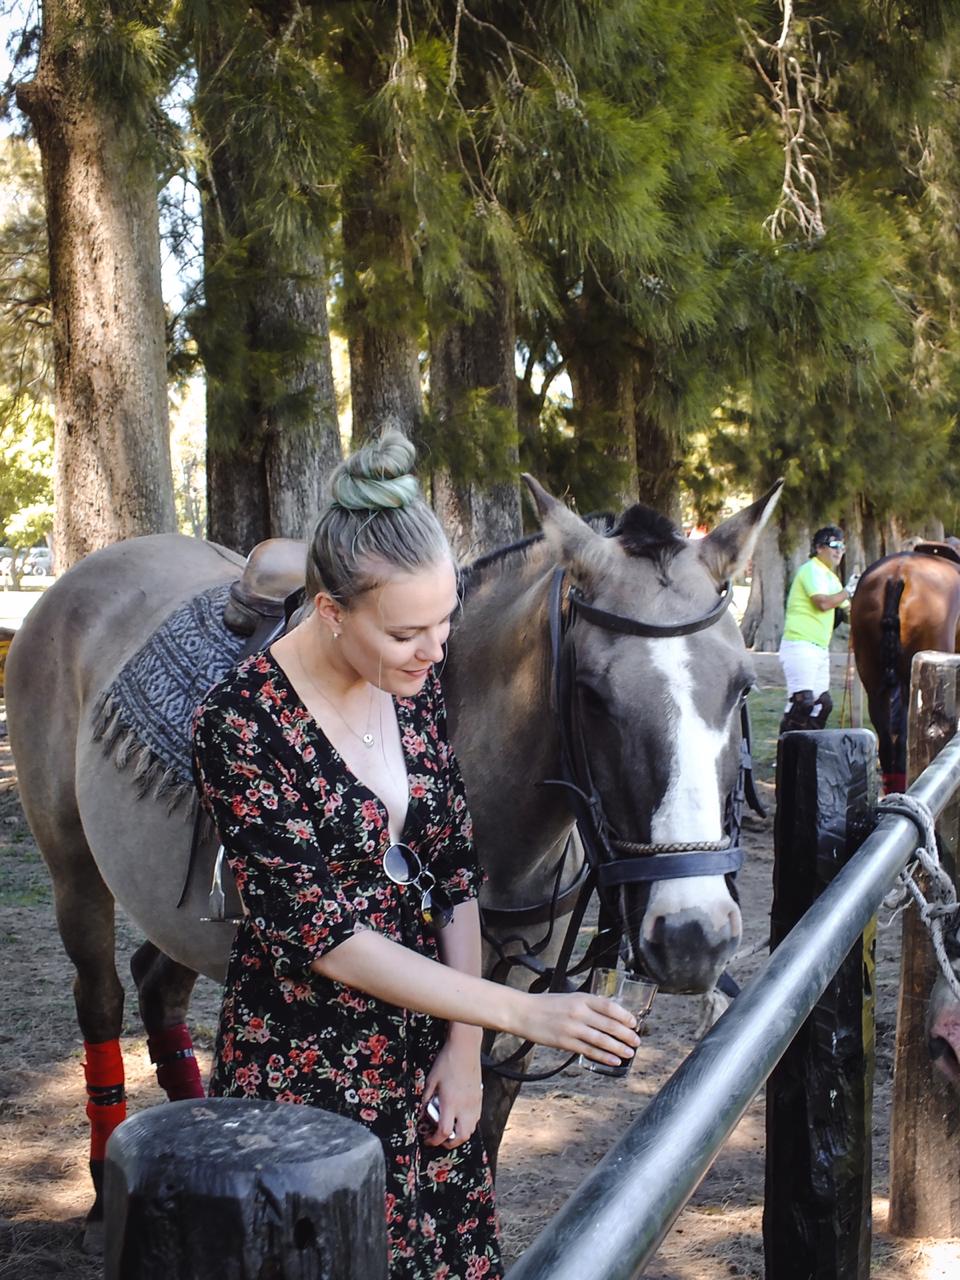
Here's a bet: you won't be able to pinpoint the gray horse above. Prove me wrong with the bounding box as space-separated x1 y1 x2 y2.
6 475 780 1236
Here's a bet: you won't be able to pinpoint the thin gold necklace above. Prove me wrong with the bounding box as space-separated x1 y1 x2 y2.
293 639 377 749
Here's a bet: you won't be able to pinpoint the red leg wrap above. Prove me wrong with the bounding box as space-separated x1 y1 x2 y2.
83 1039 126 1162
882 772 907 795
148 1023 205 1101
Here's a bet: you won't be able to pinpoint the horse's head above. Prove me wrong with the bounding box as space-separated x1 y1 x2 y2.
526 477 782 994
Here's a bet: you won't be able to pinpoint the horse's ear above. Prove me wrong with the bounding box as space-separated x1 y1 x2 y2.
697 480 784 586
521 474 610 579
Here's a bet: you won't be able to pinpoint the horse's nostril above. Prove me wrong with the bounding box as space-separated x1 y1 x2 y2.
929 1035 954 1063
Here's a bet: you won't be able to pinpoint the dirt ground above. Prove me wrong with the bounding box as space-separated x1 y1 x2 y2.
1 718 959 1278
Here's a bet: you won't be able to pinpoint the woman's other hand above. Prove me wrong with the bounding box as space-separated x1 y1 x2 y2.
421 1024 483 1149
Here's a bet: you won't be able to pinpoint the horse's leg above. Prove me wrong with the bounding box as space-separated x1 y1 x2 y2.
130 941 205 1100
47 846 126 1244
480 1060 525 1176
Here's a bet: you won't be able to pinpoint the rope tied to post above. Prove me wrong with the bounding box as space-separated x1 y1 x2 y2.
878 792 960 1004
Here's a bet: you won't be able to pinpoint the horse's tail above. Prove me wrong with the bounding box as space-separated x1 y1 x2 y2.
879 574 908 794
880 576 906 690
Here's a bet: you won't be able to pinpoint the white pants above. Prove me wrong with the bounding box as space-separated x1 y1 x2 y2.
778 639 830 712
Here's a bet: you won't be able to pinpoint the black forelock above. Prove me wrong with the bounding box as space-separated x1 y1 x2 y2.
610 504 685 563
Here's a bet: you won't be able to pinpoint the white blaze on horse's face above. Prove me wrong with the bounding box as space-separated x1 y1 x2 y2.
641 634 742 990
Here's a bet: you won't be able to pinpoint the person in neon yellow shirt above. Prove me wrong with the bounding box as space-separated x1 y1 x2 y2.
778 526 852 733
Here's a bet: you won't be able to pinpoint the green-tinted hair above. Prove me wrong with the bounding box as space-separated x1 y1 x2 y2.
306 431 453 605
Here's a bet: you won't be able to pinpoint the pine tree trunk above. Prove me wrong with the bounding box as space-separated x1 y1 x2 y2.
882 517 904 556
17 0 176 571
843 502 866 576
339 23 422 447
196 26 341 553
430 273 521 558
566 355 637 511
563 277 638 511
740 515 786 651
634 354 681 519
203 257 341 552
341 191 423 445
634 415 681 519
787 528 811 579
860 496 883 565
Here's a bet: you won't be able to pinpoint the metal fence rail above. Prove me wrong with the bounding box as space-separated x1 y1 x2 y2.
505 730 960 1280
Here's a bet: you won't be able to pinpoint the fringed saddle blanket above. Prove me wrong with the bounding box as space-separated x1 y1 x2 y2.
92 583 246 810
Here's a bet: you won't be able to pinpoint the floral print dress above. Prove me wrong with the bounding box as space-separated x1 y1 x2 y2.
192 652 501 1280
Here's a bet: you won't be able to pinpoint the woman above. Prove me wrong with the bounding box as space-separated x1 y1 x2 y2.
192 432 639 1280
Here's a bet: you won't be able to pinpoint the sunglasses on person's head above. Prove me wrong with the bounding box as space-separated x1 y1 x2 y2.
824 539 845 550
382 843 454 929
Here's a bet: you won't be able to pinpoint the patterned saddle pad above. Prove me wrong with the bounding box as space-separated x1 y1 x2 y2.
92 583 246 809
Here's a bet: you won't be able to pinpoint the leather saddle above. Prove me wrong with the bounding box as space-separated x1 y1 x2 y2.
913 540 960 568
222 537 309 647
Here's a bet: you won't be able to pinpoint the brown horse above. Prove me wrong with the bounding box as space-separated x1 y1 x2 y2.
851 546 960 792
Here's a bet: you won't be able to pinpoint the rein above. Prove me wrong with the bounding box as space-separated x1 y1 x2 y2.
481 566 761 1082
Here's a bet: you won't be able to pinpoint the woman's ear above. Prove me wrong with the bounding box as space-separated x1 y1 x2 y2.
312 590 343 636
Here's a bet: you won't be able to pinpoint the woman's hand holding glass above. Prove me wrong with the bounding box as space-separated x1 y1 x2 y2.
521 991 641 1070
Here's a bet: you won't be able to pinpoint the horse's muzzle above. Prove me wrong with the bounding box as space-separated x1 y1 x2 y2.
635 904 742 994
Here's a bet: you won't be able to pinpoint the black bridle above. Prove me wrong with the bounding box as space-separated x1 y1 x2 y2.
480 566 763 1081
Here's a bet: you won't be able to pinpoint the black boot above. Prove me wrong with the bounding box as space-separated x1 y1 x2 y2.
779 689 816 735
810 690 833 729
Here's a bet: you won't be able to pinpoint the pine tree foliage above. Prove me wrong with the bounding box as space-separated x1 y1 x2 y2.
8 0 960 552
692 2 960 539
0 137 49 423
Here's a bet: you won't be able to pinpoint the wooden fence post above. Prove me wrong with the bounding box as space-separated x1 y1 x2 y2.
888 651 960 1236
763 728 878 1280
103 1098 387 1280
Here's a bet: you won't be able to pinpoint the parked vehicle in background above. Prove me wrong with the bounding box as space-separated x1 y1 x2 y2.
23 547 53 576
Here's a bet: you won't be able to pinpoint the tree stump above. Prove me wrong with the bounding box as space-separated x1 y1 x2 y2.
888 651 960 1236
103 1098 387 1280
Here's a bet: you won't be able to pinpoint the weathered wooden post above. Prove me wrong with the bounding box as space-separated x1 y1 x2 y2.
888 651 960 1235
103 1098 387 1280
763 728 878 1280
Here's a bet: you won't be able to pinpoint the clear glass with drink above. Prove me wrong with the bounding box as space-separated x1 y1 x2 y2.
579 966 658 1077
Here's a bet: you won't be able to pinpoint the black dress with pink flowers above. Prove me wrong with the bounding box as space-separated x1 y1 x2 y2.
192 653 501 1280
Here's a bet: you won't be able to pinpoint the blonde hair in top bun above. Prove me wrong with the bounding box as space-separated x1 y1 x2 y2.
306 430 453 604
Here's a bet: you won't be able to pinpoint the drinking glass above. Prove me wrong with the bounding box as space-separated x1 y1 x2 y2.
579 967 658 1077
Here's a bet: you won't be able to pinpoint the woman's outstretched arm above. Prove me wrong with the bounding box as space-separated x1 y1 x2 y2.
310 919 639 1068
